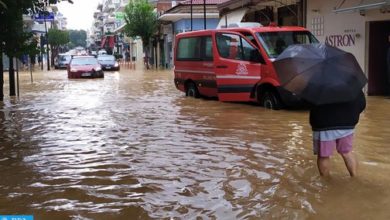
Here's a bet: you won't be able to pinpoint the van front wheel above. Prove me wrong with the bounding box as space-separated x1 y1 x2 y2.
261 91 282 110
186 83 200 98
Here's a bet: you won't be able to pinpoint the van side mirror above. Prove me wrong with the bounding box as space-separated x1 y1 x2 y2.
250 49 266 64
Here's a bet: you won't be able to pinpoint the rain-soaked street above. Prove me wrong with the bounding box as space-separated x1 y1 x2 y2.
0 67 390 220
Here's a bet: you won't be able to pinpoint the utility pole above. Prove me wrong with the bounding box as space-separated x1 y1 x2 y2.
203 0 206 29
190 0 193 31
43 8 50 71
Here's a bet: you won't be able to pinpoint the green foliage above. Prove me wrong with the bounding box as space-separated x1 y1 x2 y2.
0 1 6 9
0 1 33 57
48 28 69 46
124 0 157 48
68 29 87 48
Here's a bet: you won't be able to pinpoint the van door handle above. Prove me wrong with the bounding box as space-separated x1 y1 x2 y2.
216 65 228 68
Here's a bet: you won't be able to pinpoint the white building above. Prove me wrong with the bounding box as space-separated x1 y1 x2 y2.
307 0 390 96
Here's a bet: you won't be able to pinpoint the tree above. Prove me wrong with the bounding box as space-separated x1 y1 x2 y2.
0 0 39 98
68 30 87 48
124 0 157 69
1 0 56 100
0 1 6 9
48 28 69 65
0 0 72 100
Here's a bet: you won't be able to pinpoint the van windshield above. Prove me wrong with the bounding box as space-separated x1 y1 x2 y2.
256 31 319 58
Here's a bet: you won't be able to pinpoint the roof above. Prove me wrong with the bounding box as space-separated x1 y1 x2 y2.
218 0 266 12
161 0 224 21
175 25 309 37
223 26 309 33
180 0 229 5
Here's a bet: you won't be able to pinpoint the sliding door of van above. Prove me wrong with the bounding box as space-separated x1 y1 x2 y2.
214 32 262 102
174 35 216 97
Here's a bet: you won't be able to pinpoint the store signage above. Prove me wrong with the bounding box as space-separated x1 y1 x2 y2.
115 12 124 20
325 29 357 47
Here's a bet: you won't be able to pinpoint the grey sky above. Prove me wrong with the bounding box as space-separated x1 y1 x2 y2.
57 0 101 31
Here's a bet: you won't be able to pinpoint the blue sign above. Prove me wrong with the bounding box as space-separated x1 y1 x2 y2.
0 215 34 220
33 12 55 22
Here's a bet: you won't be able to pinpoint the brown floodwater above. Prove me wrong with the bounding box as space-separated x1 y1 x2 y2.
0 67 389 220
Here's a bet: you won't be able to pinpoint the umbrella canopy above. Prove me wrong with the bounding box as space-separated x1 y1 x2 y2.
273 43 367 105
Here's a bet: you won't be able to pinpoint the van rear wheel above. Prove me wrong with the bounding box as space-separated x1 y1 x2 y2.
261 91 282 110
186 83 200 98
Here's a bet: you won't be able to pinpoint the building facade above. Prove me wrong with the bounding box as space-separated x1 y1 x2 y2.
306 0 390 95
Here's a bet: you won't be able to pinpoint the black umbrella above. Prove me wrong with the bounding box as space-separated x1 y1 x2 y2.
273 43 367 105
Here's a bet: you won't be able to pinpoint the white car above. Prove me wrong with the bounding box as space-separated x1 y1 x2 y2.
98 49 107 55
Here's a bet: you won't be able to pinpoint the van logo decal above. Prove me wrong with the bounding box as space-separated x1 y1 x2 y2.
236 63 248 75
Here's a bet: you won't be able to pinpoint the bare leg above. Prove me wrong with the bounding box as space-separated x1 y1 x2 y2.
340 152 357 177
317 156 331 177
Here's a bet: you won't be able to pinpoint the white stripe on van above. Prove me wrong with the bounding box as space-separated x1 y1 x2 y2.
175 69 214 75
216 75 261 80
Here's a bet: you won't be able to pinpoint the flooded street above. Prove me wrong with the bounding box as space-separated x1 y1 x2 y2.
0 68 389 220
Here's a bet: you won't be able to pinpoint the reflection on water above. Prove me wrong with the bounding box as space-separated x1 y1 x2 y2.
0 69 389 219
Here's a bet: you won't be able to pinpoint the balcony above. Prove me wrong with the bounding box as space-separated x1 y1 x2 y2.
22 14 34 24
117 0 129 12
103 0 116 12
104 15 116 24
93 11 102 19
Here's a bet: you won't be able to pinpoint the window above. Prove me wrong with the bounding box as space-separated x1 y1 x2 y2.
241 38 256 61
176 36 213 61
177 37 201 60
256 31 319 58
71 58 98 65
204 36 213 61
216 33 257 62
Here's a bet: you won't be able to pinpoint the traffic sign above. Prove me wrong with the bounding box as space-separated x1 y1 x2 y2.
33 12 55 22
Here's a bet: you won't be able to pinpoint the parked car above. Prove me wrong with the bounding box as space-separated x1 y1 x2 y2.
173 23 319 109
98 49 107 55
54 54 72 69
97 54 120 71
67 56 104 79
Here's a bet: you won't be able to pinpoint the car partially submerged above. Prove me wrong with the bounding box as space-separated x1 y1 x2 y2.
97 54 120 71
67 56 104 79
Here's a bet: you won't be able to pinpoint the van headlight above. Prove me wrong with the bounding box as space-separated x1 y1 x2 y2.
70 68 77 72
95 67 102 71
114 62 119 67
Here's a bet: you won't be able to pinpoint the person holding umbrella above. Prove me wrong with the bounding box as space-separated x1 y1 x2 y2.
273 43 368 177
387 34 390 93
309 90 366 177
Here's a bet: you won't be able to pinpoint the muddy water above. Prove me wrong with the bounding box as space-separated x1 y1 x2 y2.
0 68 389 220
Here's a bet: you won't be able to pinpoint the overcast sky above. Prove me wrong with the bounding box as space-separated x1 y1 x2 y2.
57 0 101 31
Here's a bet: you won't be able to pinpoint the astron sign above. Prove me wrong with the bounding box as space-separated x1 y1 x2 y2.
325 29 357 47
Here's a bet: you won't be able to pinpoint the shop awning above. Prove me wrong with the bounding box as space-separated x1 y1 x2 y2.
333 0 390 13
217 8 247 28
158 13 220 22
100 36 107 48
114 23 126 33
108 36 115 48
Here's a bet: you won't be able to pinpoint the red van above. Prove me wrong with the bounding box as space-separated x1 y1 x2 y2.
173 25 319 109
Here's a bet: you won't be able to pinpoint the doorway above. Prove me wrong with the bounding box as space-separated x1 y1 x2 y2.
368 20 390 95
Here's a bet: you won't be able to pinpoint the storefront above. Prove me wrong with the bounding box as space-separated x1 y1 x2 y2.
217 0 305 27
307 0 390 95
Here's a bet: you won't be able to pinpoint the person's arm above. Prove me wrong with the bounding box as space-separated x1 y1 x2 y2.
359 91 366 113
387 46 390 70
